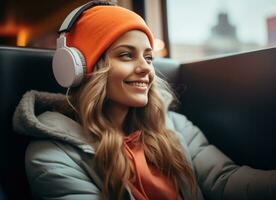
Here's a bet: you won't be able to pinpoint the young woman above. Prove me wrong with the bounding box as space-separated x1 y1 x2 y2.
13 1 200 199
15 1 276 200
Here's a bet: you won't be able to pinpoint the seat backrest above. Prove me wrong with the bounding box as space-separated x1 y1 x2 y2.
179 47 276 170
0 46 180 199
0 47 64 200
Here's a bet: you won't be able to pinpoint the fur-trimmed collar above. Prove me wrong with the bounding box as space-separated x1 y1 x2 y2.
13 90 95 154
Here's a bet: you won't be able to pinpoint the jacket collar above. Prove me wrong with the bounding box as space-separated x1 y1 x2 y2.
13 90 95 154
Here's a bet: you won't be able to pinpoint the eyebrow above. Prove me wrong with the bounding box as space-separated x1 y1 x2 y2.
111 44 153 52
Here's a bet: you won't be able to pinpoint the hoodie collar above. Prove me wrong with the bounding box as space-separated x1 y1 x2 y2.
13 90 95 154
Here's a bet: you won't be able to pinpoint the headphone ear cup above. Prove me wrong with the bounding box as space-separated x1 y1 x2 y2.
72 47 86 69
52 47 85 88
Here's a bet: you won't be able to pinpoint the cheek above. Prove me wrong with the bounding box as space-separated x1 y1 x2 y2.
106 76 122 98
108 63 131 80
106 69 127 99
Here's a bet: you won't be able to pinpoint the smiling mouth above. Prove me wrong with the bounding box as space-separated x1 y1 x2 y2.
124 81 149 89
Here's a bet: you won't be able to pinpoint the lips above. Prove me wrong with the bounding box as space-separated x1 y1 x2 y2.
124 80 149 89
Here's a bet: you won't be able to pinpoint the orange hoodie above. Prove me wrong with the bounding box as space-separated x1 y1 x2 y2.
124 131 183 200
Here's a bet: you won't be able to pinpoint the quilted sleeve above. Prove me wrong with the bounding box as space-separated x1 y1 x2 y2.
25 140 100 200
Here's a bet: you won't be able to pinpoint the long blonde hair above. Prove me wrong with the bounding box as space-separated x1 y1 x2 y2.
69 57 197 199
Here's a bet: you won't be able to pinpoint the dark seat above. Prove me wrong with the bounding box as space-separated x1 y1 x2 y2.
0 47 64 200
1 46 276 199
179 48 276 170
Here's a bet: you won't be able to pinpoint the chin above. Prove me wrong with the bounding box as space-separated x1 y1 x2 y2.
129 99 148 107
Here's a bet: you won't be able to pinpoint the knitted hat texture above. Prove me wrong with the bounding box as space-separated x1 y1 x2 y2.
66 5 154 75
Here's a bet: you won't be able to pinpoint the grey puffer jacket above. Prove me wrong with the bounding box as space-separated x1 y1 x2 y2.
13 90 276 200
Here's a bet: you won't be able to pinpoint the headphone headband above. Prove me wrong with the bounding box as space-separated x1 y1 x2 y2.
53 1 116 88
58 1 114 34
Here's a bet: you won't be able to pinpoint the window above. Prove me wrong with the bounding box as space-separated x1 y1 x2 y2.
167 0 276 62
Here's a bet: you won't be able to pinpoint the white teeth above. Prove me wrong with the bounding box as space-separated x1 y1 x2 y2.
127 82 148 87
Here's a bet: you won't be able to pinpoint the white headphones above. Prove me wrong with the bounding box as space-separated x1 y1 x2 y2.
52 1 112 88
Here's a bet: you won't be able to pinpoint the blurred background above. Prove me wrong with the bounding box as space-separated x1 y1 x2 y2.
1 0 276 62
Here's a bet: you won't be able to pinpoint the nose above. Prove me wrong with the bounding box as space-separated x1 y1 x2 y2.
135 56 152 75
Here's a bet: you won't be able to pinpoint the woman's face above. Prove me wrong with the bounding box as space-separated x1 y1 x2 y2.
106 30 155 108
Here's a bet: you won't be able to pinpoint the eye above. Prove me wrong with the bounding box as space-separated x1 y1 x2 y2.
119 52 132 60
144 55 154 63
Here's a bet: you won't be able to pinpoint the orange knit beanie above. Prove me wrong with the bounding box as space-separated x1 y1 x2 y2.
66 5 154 76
